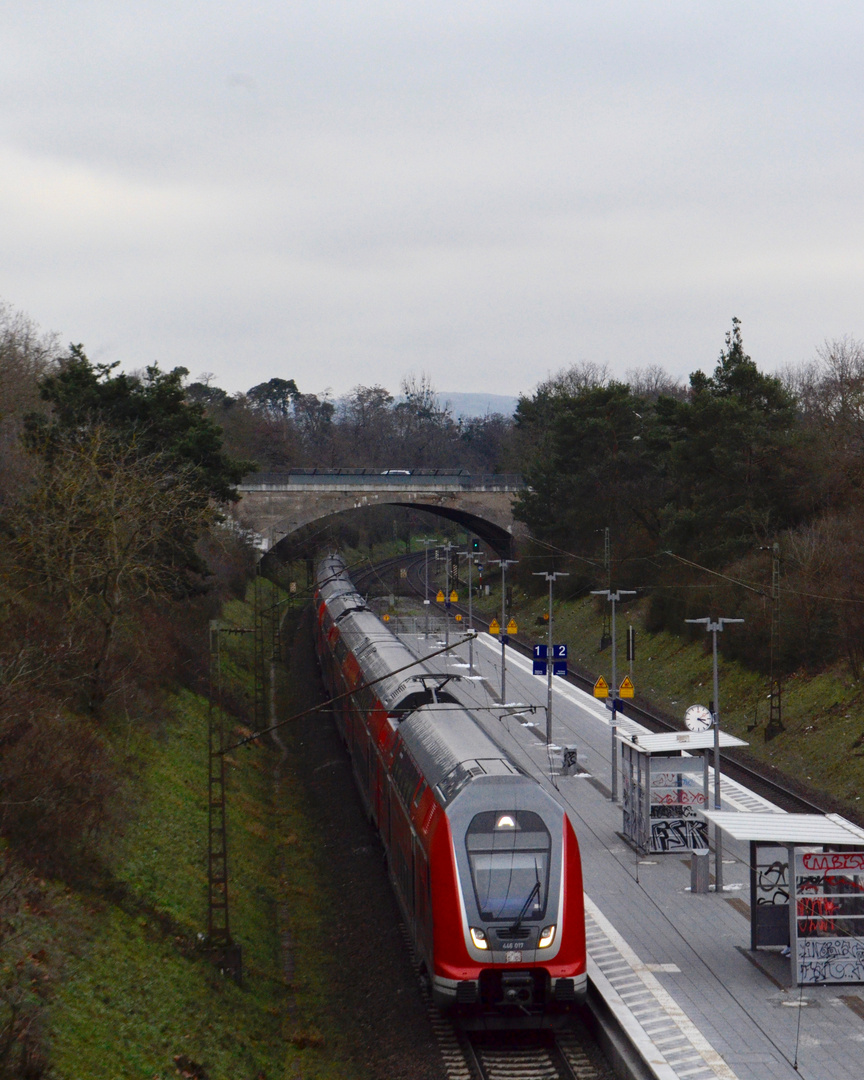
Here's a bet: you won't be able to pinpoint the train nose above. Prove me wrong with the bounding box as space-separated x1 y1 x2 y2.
500 972 535 1006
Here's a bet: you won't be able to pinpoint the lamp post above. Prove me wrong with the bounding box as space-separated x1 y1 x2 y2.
420 538 438 636
491 559 518 702
685 616 744 893
534 572 569 745
591 588 636 801
443 542 455 651
457 551 476 674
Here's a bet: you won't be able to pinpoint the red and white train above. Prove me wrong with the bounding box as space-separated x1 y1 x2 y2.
314 554 586 1026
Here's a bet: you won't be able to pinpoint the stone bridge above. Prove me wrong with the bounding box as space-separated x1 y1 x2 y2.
235 470 526 556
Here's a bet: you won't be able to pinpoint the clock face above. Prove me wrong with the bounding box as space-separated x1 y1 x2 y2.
684 704 714 732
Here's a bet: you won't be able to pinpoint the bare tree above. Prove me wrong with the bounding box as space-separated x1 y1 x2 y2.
536 361 611 398
9 426 218 709
0 303 59 508
626 364 685 400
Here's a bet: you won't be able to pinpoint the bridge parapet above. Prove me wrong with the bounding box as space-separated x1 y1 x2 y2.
239 470 523 493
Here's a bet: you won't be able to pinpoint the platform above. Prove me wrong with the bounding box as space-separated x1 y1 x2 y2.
398 624 864 1080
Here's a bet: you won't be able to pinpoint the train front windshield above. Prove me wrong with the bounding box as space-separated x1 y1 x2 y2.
466 811 552 922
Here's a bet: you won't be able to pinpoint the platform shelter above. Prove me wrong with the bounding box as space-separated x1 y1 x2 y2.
617 729 748 854
702 810 864 986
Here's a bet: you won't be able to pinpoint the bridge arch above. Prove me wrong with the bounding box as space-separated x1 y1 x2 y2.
234 470 526 557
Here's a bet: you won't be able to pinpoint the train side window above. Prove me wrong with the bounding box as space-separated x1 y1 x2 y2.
391 746 422 807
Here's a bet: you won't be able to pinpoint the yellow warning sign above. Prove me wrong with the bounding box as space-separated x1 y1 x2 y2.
489 618 500 634
382 613 390 622
455 614 462 622
450 590 458 602
506 619 518 634
436 590 445 602
619 676 634 698
593 676 609 698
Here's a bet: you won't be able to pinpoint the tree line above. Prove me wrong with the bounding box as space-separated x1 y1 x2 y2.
513 320 864 679
187 371 516 474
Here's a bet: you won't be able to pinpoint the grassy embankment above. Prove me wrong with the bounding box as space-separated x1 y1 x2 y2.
40 581 363 1079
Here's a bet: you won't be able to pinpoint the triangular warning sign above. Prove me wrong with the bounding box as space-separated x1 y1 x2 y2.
506 619 518 634
619 676 634 698
450 590 458 602
593 676 609 698
489 618 500 634
436 590 445 602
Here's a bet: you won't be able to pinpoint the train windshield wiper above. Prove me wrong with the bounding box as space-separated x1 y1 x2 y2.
508 878 540 935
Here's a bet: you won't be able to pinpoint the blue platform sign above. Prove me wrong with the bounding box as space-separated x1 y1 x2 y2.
533 644 568 677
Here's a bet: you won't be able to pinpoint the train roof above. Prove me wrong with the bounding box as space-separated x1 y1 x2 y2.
317 554 367 618
399 704 522 804
337 608 439 711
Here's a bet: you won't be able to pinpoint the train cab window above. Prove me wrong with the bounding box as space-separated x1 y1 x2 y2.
465 811 551 923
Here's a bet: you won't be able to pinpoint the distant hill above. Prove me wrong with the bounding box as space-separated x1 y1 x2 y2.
437 392 519 419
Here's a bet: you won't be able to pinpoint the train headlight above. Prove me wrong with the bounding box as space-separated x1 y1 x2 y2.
538 924 556 948
470 927 489 950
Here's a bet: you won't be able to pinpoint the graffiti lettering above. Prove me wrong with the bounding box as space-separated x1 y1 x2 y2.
802 852 864 872
651 790 707 806
650 817 708 852
798 937 864 984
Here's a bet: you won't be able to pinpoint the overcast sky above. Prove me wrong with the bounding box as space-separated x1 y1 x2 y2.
2 2 863 401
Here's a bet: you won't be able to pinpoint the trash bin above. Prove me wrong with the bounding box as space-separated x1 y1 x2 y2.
691 848 710 894
561 746 579 775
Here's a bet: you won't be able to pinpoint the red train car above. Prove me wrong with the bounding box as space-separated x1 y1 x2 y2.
314 554 586 1027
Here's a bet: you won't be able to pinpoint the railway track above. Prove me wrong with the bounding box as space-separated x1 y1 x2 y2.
396 915 609 1080
376 550 834 818
464 1030 605 1080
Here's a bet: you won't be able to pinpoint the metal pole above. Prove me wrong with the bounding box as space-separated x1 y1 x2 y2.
500 562 506 701
547 575 553 743
711 626 722 890
444 542 451 651
492 559 517 703
423 538 431 636
468 554 474 675
534 571 569 745
592 588 635 802
686 615 743 894
457 551 475 675
421 537 440 638
611 594 618 803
